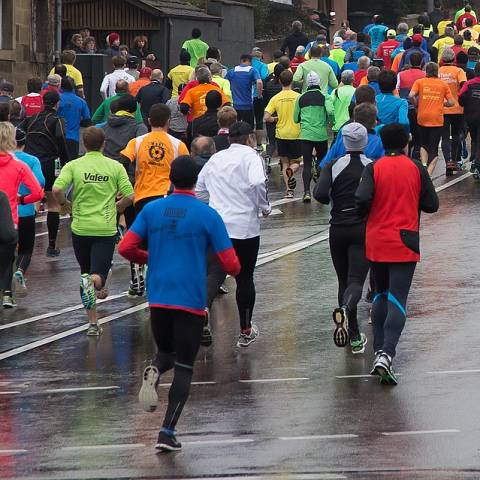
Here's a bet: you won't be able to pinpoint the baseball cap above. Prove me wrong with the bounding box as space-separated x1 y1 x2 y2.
333 37 344 46
412 33 423 44
387 29 396 38
47 74 61 86
0 81 14 93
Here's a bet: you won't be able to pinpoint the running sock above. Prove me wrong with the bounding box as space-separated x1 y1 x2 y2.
47 212 60 248
162 363 193 431
160 427 175 437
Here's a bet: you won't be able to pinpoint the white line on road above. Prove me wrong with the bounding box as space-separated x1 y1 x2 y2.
0 449 28 455
270 197 302 207
35 231 48 237
335 374 373 379
426 369 480 375
62 443 145 451
0 391 21 395
381 429 460 436
158 381 216 387
279 434 358 441
239 377 309 383
183 438 254 446
435 172 472 192
43 386 119 394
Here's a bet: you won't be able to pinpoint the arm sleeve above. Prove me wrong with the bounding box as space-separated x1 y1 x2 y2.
292 64 303 83
207 210 241 276
260 63 269 81
118 230 148 265
91 101 105 124
313 163 333 204
264 97 276 116
100 76 109 99
0 191 17 244
116 163 135 197
135 104 143 123
409 80 420 97
20 163 44 204
120 138 136 163
53 162 73 191
81 100 91 121
416 161 440 213
325 94 335 120
355 162 375 216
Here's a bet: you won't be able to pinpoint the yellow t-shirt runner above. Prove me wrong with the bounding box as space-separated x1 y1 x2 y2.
432 37 455 60
49 64 83 88
121 131 189 203
265 89 301 140
167 64 194 97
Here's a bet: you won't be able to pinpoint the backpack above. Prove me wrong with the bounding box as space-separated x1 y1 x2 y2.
21 95 43 117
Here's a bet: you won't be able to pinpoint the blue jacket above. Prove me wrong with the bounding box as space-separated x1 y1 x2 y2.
252 57 269 98
321 57 340 77
16 151 45 218
369 25 388 52
319 129 385 169
376 93 410 132
341 62 359 73
58 91 91 142
400 47 430 70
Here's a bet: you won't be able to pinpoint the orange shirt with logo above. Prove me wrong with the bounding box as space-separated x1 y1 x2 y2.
439 65 467 115
181 83 229 119
411 77 454 127
121 130 189 203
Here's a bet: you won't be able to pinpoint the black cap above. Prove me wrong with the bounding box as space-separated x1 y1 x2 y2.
15 126 26 147
127 56 139 68
228 121 253 138
169 155 198 189
0 81 14 93
43 91 60 107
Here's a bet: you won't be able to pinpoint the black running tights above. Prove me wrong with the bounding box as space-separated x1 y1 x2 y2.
17 215 36 273
231 236 260 332
150 307 204 431
329 224 369 338
371 261 416 358
301 140 328 192
0 242 16 292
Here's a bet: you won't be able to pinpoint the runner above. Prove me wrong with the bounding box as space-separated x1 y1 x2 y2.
439 47 467 174
293 71 334 202
121 103 189 295
49 50 85 98
314 122 371 353
100 56 135 99
377 30 400 70
52 127 134 335
409 62 455 175
182 29 209 67
213 105 237 152
331 70 356 135
376 70 409 131
16 78 43 117
355 123 439 385
196 121 271 347
0 122 43 307
21 91 69 257
136 69 171 124
368 15 388 53
264 69 301 198
0 191 16 307
166 51 193 98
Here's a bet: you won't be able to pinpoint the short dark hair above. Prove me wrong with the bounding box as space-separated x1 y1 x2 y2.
355 85 376 105
180 49 191 64
454 34 464 45
273 63 286 78
279 69 293 86
357 32 366 43
378 70 397 93
117 94 137 113
353 102 377 130
465 17 474 27
116 79 129 94
0 103 9 121
409 51 423 67
61 77 74 92
83 126 105 151
54 64 67 77
374 15 383 24
228 121 252 144
27 77 42 94
169 155 198 189
206 46 220 60
149 103 170 128
240 53 253 63
192 28 201 39
273 50 283 60
205 90 223 110
127 56 139 69
380 123 409 150
310 45 322 58
43 91 60 107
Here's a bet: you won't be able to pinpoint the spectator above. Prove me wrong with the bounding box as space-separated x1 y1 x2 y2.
182 28 209 67
187 89 222 146
136 69 171 123
130 67 152 97
100 56 135 99
70 34 84 53
126 57 140 80
104 32 121 57
16 78 43 117
119 45 130 58
281 21 309 60
79 27 90 40
58 77 91 160
213 106 237 152
82 36 97 54
166 51 194 98
49 50 84 98
130 36 156 61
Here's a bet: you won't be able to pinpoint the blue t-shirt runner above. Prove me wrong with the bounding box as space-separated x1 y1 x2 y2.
225 63 260 111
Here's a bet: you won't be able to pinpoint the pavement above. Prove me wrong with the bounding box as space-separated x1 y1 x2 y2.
1 157 480 479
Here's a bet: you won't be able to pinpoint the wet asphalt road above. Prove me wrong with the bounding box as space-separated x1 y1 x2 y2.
1 157 480 479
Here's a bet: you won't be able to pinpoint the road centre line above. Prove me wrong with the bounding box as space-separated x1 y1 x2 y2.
0 450 28 455
158 381 216 387
62 443 145 451
279 434 358 441
0 391 21 395
381 429 460 436
426 369 480 375
43 386 119 394
239 377 309 383
183 438 254 446
0 172 471 361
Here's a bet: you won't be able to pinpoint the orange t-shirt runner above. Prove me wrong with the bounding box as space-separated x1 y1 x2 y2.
439 65 467 115
181 83 229 120
410 77 454 127
121 131 189 203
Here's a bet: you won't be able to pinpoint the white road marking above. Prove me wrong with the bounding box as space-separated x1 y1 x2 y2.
0 449 28 455
239 377 309 383
42 386 119 394
1 171 471 361
279 434 358 441
158 381 216 387
183 438 254 446
258 208 283 217
35 214 68 224
0 391 21 395
0 292 128 331
381 429 460 436
426 369 480 375
336 373 402 379
270 197 302 207
62 443 145 451
35 231 48 237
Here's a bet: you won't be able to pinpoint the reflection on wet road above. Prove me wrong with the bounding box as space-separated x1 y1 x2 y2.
1 163 480 479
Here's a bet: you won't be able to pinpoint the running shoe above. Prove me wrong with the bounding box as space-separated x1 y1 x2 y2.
46 247 60 257
285 190 294 199
80 274 96 310
302 191 311 203
96 269 112 300
139 364 160 412
237 324 259 347
2 294 16 308
350 333 367 354
370 351 398 385
264 155 272 175
445 162 456 176
474 168 480 180
218 285 229 295
201 309 213 347
86 323 103 336
128 264 145 296
332 306 349 347
13 270 27 296
285 167 297 190
155 430 182 452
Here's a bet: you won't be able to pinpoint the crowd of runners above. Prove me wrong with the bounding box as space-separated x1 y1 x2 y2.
2 0 479 451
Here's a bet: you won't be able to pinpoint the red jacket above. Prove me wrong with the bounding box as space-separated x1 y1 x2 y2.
354 69 367 88
0 152 44 226
355 153 439 263
291 55 305 73
377 39 400 70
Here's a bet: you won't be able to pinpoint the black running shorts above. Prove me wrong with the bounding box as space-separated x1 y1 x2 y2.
419 126 442 164
276 139 302 160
